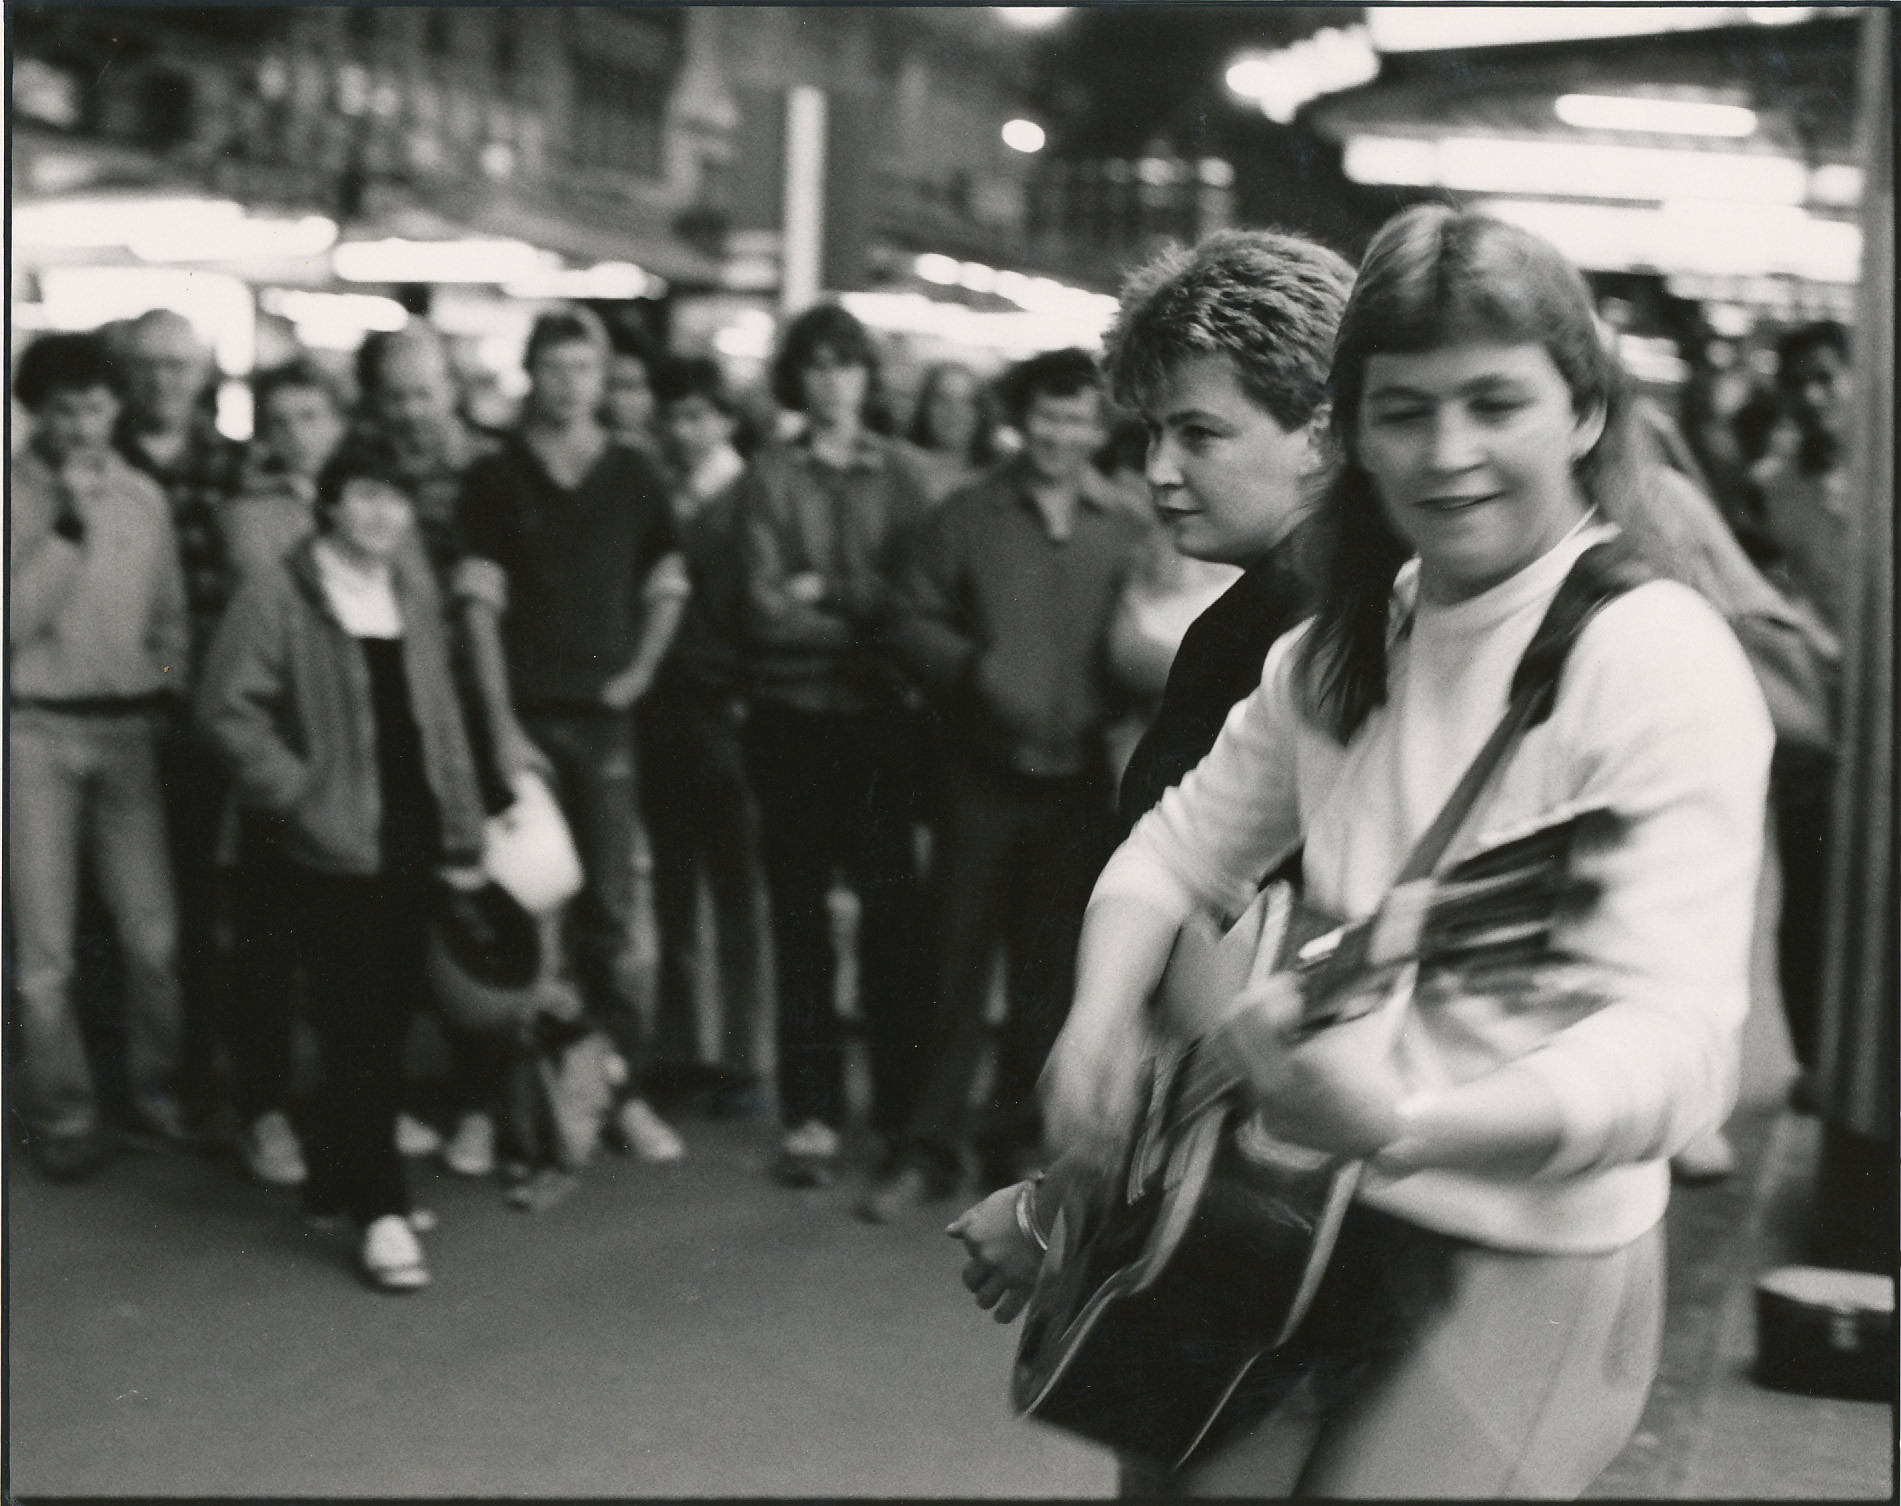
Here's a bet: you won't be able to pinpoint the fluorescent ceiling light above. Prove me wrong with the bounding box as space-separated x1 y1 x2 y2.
36 265 255 373
1344 135 1813 205
1002 119 1046 154
502 262 658 300
1475 196 1862 282
14 197 244 251
1226 26 1378 123
1368 7 1817 54
1555 94 1757 137
260 287 410 335
915 253 963 286
992 7 1069 31
333 237 554 284
133 214 339 265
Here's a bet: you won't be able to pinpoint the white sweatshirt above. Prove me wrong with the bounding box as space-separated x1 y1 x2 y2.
1093 523 1773 1253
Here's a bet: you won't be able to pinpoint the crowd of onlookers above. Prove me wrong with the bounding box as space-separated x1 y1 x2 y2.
7 287 1852 1290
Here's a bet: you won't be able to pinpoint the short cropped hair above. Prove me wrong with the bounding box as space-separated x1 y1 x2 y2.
1775 321 1849 383
996 347 1102 429
252 356 345 417
653 355 734 415
1103 228 1355 431
314 438 411 530
14 332 124 409
524 306 610 372
770 303 880 413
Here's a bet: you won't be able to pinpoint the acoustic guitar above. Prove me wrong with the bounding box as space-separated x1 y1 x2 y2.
1012 805 1618 1470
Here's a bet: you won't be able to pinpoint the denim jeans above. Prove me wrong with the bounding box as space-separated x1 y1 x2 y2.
8 710 182 1139
520 707 649 1082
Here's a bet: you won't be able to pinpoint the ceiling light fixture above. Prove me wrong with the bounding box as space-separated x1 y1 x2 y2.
1554 94 1758 138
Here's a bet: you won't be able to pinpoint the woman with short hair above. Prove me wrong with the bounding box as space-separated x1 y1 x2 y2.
199 442 488 1291
952 206 1772 1496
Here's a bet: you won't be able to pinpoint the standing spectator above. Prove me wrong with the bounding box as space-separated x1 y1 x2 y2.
9 333 188 1179
907 361 996 504
1753 322 1853 1095
356 326 498 588
358 323 508 1176
225 359 348 581
1100 229 1347 832
639 356 771 1111
198 443 488 1289
868 349 1145 1217
220 358 348 1185
114 308 246 1131
603 343 660 457
455 307 689 1163
738 304 932 1187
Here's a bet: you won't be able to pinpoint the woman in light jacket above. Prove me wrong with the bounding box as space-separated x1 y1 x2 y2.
199 440 487 1292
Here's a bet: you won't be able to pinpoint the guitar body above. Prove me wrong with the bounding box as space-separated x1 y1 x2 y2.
1013 1100 1351 1469
1011 804 1616 1469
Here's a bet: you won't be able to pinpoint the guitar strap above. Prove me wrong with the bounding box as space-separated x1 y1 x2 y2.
1266 534 1652 1352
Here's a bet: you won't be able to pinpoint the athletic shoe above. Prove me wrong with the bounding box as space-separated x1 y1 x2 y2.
617 1099 686 1163
773 1120 841 1188
442 1113 496 1178
240 1110 308 1186
31 1129 110 1183
359 1214 430 1292
394 1113 442 1157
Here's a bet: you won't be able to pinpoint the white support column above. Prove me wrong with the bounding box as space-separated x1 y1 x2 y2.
781 84 827 314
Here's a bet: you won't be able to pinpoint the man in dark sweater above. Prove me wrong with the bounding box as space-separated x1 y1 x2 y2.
456 307 689 1163
1102 230 1355 835
868 349 1147 1215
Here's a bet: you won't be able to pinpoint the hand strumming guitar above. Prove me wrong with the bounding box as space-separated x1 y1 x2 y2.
1219 969 1411 1161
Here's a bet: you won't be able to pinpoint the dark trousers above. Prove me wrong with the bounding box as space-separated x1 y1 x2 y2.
744 702 926 1133
636 684 767 1073
155 716 229 1118
225 820 298 1121
906 754 1114 1172
520 708 648 1082
1772 743 1836 1068
258 853 421 1227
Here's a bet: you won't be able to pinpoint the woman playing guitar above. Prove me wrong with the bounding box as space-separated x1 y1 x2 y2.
950 206 1773 1497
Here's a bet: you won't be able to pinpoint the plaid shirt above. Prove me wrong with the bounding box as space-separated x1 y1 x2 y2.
116 417 246 680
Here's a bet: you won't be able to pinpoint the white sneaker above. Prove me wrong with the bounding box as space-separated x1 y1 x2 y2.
394 1113 442 1157
442 1113 496 1177
359 1213 430 1292
617 1099 686 1163
241 1110 307 1186
783 1119 841 1160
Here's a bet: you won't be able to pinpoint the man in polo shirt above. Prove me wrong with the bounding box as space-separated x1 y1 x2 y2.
456 307 689 1164
738 303 933 1188
115 308 247 1134
868 348 1146 1218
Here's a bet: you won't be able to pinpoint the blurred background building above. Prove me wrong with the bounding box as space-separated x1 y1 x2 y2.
11 5 1871 435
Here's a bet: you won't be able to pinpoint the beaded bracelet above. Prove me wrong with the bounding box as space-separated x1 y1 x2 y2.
1014 1174 1050 1254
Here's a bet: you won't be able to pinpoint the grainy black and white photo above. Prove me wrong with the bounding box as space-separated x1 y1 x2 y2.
6 4 1894 1498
